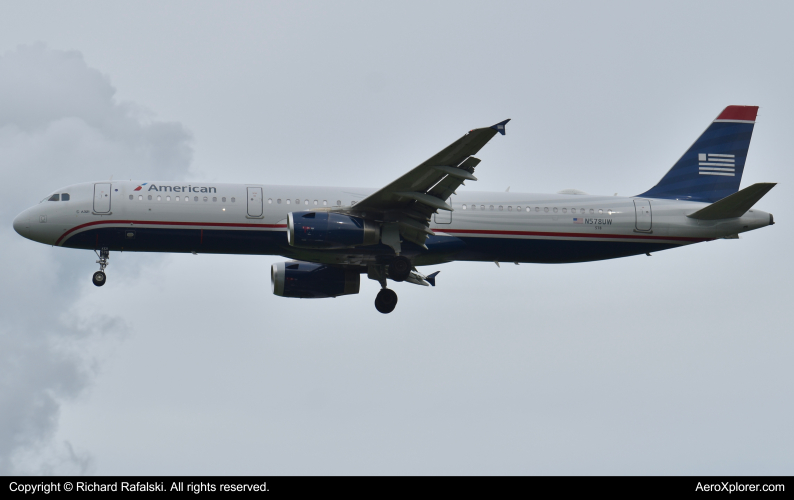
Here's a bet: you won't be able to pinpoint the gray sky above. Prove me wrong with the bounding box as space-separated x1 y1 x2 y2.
1 1 792 474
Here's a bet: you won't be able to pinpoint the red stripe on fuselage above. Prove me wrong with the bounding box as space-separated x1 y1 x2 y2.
435 228 710 243
56 219 712 246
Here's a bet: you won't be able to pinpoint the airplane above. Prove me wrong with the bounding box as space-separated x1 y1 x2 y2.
13 105 775 314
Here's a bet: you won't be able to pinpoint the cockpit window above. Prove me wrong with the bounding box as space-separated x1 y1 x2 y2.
48 194 60 202
61 193 70 201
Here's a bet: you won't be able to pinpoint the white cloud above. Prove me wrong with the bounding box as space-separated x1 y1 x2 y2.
0 44 192 474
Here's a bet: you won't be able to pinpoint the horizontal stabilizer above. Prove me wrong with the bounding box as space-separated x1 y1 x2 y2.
490 119 510 135
687 182 776 220
426 271 439 287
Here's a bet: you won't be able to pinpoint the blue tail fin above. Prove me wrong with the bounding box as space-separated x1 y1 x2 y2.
638 106 758 203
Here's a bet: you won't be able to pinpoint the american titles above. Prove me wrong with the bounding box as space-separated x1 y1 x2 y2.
147 184 217 193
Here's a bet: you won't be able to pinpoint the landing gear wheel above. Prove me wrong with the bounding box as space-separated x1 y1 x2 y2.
93 247 110 287
92 271 107 287
375 288 398 314
389 256 412 282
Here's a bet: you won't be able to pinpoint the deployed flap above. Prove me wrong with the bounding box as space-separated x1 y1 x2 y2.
348 119 509 249
687 182 776 220
353 120 509 215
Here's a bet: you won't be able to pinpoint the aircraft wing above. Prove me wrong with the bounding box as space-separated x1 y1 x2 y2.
349 119 509 251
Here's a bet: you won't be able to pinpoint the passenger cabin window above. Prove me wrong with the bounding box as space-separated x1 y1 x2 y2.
462 204 467 210
148 195 152 200
167 196 171 201
589 209 594 214
194 196 199 202
286 199 291 204
129 195 133 200
231 197 236 203
553 207 558 213
48 194 59 201
268 198 272 204
157 195 161 201
336 200 341 206
139 195 143 201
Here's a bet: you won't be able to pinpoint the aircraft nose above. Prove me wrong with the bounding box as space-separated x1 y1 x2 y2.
13 213 29 237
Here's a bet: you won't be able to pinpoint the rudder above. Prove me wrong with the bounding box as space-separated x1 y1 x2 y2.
638 105 758 203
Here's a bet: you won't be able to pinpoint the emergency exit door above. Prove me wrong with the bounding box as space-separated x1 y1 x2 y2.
433 197 452 224
247 187 263 217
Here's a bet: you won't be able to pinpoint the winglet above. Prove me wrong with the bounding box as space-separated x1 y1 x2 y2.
426 271 440 287
491 119 511 135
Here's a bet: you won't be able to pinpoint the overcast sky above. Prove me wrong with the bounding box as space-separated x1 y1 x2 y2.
1 1 792 475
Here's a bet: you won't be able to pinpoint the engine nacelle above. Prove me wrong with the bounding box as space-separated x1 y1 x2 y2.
287 211 379 249
271 261 360 298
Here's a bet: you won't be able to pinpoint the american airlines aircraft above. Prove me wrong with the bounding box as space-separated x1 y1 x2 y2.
13 106 775 313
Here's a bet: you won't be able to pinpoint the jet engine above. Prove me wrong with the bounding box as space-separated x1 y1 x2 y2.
287 211 379 249
271 261 360 298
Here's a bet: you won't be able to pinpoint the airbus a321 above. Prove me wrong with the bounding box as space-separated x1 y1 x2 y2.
13 106 775 313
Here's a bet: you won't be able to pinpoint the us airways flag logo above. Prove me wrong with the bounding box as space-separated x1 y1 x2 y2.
698 154 735 177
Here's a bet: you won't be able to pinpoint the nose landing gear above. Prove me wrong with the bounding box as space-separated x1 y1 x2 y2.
92 247 109 287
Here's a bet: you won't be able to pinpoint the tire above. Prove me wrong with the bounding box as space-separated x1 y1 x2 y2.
374 288 398 314
92 271 106 287
388 256 411 282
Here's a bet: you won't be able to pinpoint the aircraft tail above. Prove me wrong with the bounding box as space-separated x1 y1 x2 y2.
638 106 758 203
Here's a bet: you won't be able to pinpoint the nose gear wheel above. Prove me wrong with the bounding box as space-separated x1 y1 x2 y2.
93 247 110 287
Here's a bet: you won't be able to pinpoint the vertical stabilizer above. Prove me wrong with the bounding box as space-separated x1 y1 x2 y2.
638 106 758 203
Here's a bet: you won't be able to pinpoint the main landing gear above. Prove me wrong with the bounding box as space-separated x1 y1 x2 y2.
388 256 411 282
374 288 398 314
92 247 109 287
370 256 415 314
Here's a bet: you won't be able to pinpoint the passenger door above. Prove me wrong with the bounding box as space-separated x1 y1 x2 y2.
634 199 652 232
93 183 112 213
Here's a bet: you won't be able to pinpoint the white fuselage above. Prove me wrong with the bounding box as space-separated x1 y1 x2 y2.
13 180 773 266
